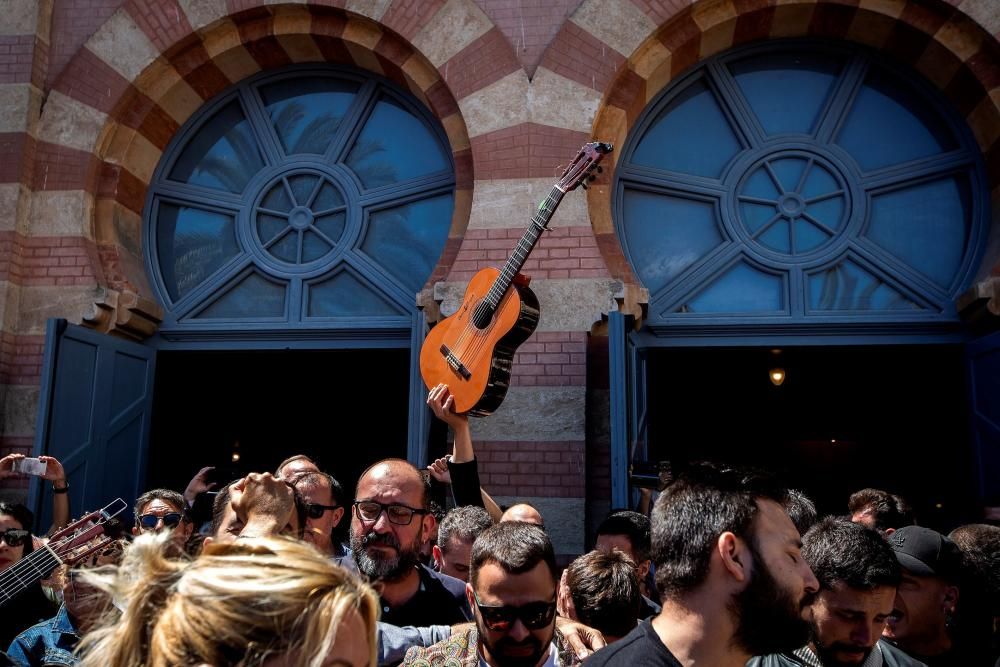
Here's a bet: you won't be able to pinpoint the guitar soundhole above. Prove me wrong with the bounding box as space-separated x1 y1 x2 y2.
472 302 494 329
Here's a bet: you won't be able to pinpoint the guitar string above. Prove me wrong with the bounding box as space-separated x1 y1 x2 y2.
0 520 104 594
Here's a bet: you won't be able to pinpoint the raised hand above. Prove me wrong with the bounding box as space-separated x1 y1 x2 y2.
426 383 467 430
183 466 217 507
426 456 452 485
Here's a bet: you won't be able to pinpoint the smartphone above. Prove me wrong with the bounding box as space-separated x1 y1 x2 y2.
12 457 48 477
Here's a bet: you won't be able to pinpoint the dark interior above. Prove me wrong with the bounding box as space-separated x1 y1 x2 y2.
645 345 979 531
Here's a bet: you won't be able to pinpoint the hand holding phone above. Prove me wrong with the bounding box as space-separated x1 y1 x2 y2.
12 457 48 477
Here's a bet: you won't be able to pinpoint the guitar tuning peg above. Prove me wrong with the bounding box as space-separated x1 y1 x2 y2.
596 166 603 173
588 174 597 182
580 182 588 190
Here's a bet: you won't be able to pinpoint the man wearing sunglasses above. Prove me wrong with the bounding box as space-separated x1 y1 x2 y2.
132 488 193 551
404 521 560 667
350 458 471 627
290 470 356 571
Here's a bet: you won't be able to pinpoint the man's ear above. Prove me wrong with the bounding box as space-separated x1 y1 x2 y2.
421 513 436 543
638 559 651 581
557 569 576 619
718 531 751 583
331 507 345 528
432 544 444 570
466 582 476 612
131 525 139 537
943 584 959 614
202 535 214 548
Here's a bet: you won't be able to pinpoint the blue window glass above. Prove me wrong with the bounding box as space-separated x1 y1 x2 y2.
613 41 987 326
259 77 361 155
346 95 452 190
169 100 264 193
677 261 784 314
729 51 843 136
621 189 723 293
630 78 742 179
145 65 456 331
155 202 240 302
360 195 454 293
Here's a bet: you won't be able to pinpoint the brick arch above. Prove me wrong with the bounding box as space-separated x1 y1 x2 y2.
34 3 475 324
587 0 1000 291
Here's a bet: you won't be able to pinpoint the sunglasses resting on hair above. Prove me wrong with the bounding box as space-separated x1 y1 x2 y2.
473 592 557 632
137 512 183 530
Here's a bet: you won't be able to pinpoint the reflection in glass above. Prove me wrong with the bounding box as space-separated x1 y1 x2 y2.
156 202 240 302
631 78 742 179
361 195 453 292
345 96 450 189
307 270 404 317
196 272 286 318
729 51 843 136
868 177 970 289
260 77 360 155
808 260 921 311
622 190 723 294
169 100 264 192
677 261 784 313
836 66 957 172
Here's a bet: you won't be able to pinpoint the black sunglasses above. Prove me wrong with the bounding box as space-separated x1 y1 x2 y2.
0 529 30 548
137 512 183 530
473 592 557 631
306 503 340 520
353 500 428 526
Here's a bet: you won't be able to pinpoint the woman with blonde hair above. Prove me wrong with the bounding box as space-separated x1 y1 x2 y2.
76 534 379 667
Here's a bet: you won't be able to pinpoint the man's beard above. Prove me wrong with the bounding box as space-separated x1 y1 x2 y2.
730 544 813 656
350 530 421 582
478 625 551 667
810 623 875 667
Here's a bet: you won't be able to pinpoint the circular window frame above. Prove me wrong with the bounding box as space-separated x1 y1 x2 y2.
612 39 989 329
143 63 456 333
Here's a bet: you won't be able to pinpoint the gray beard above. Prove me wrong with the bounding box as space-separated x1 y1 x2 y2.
351 532 420 582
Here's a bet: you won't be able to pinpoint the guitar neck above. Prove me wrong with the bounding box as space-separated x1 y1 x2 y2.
0 543 62 606
484 185 565 307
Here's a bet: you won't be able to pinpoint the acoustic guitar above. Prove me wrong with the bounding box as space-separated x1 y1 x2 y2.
421 141 612 416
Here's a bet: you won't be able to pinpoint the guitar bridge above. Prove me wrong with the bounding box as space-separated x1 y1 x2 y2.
440 345 472 380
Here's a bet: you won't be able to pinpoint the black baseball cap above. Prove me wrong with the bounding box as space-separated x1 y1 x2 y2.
888 526 961 580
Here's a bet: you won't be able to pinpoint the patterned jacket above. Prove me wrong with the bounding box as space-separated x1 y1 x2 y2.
402 626 567 667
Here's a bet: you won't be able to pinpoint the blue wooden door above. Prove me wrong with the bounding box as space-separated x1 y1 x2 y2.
967 330 1000 504
29 319 156 529
609 311 649 508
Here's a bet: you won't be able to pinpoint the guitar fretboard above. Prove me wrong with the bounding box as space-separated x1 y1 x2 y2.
483 184 565 310
0 543 62 605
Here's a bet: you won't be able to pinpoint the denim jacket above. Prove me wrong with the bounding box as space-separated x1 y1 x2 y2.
6 605 80 667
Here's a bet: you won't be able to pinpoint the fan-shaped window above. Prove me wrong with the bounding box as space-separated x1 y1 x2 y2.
145 65 455 331
614 41 987 327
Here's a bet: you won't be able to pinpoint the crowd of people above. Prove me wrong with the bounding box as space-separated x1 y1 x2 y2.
0 384 997 667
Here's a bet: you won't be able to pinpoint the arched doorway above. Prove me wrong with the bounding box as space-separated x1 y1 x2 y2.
608 40 993 529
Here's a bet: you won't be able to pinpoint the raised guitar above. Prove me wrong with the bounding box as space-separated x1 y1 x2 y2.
421 141 612 416
0 498 127 607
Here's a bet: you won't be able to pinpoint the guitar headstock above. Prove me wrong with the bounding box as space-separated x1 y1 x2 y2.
557 141 613 193
48 498 128 567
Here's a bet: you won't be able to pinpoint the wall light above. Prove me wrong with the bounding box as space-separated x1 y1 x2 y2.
769 367 786 386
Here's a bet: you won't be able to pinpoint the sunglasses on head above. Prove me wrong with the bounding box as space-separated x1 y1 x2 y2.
0 529 30 548
305 503 340 520
137 512 183 530
473 592 557 632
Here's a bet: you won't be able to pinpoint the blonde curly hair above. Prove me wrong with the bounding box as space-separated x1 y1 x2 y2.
76 533 379 667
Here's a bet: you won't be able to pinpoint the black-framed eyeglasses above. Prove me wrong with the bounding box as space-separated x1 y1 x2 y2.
473 591 557 632
0 529 30 548
306 503 340 520
353 500 428 526
137 512 183 530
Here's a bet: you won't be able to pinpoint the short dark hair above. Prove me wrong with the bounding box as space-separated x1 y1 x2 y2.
209 480 308 539
802 517 901 590
471 522 557 587
135 489 188 522
652 462 789 599
786 489 818 536
565 549 641 639
949 524 1000 612
596 510 651 563
847 488 914 531
439 506 494 552
292 471 346 508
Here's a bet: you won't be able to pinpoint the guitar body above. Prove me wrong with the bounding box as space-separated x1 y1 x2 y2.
421 267 539 416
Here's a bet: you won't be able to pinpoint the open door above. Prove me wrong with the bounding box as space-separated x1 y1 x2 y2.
29 319 156 530
967 329 1000 505
609 312 649 509
407 311 432 466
